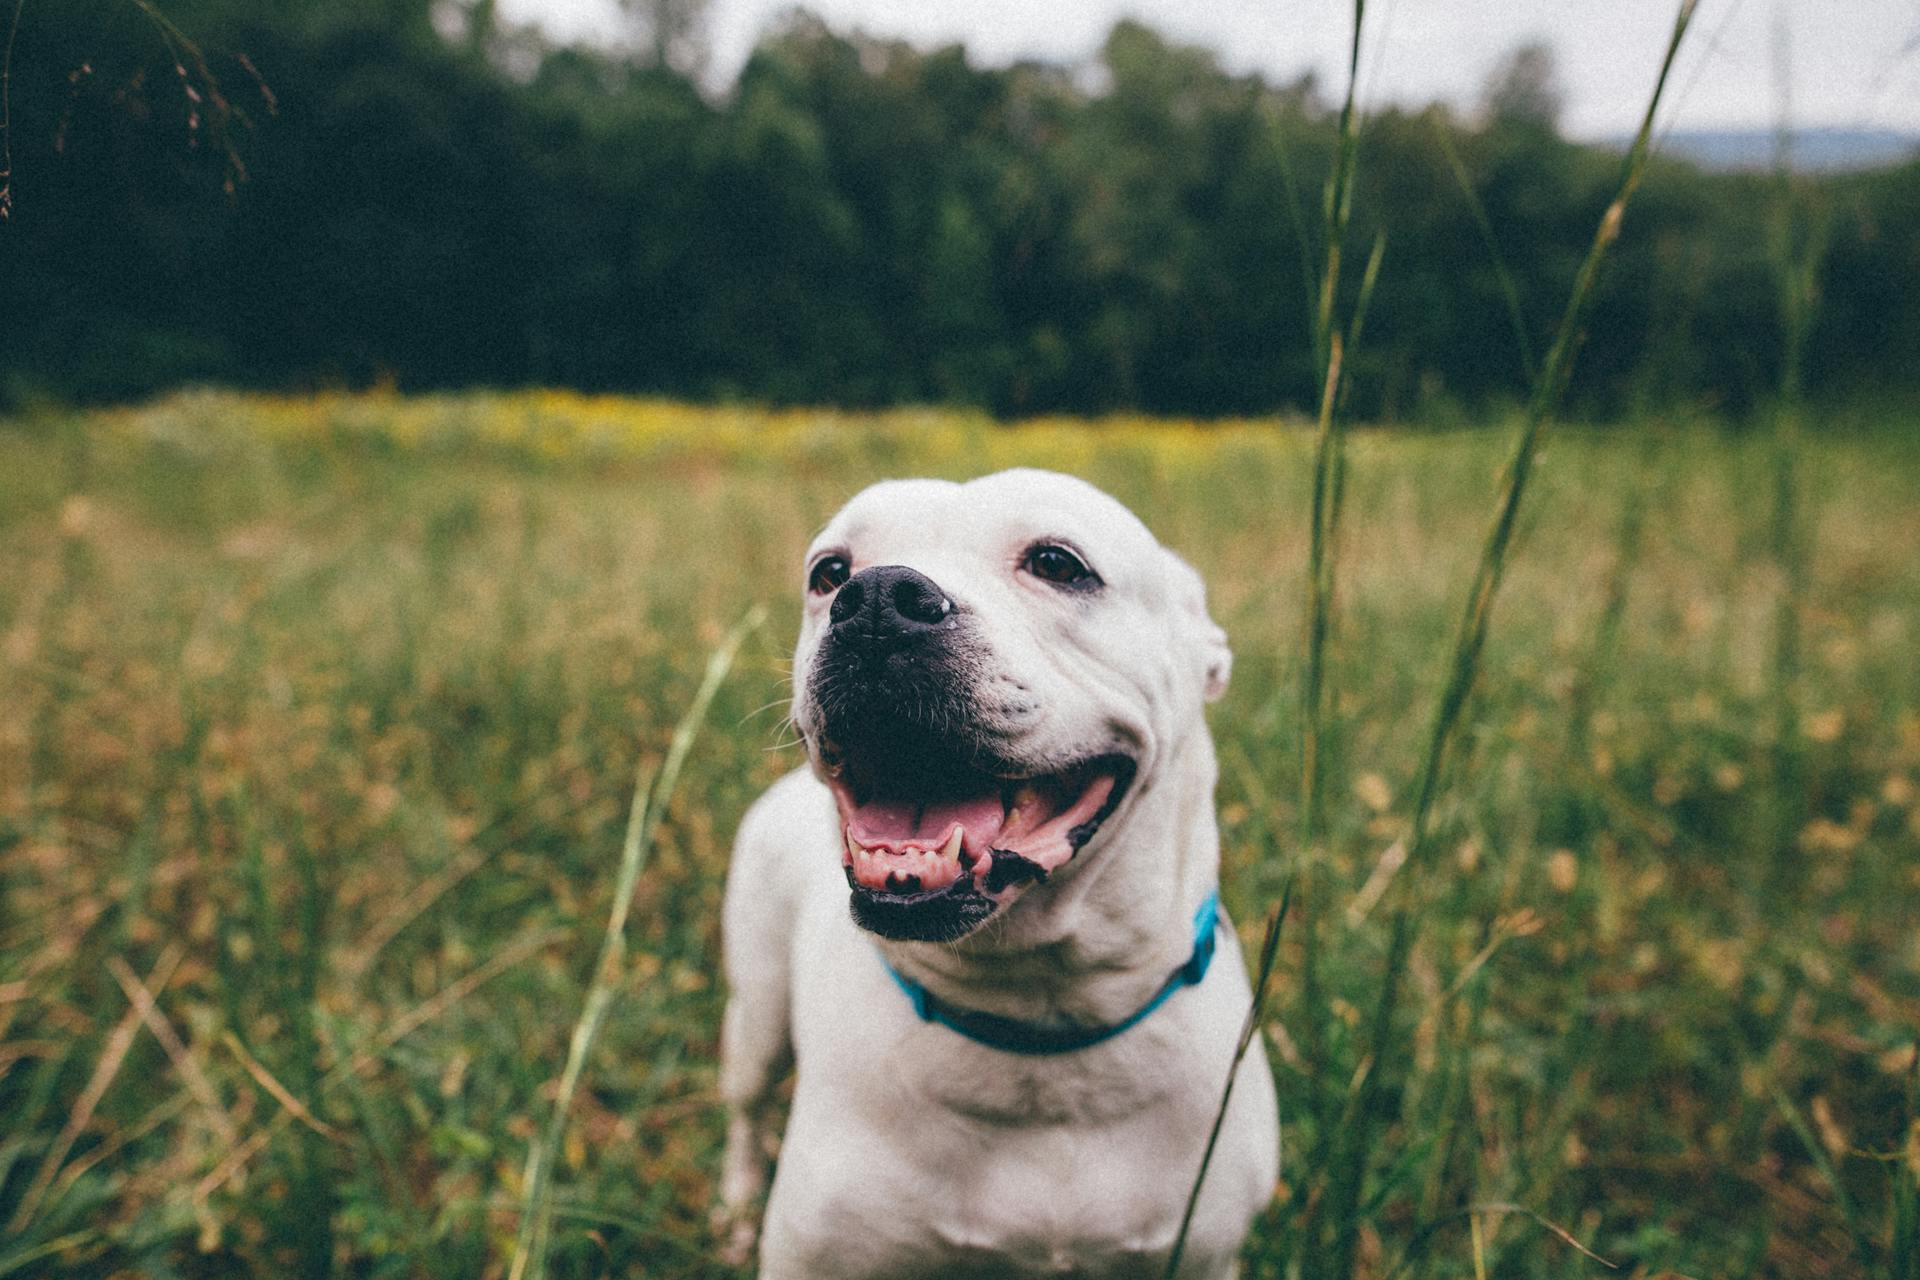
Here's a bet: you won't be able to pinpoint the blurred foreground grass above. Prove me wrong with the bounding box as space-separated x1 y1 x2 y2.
1 391 1917 1278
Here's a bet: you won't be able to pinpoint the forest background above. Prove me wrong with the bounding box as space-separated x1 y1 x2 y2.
4 0 1917 422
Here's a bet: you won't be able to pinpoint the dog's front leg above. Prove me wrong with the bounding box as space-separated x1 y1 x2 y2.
713 785 807 1268
714 988 789 1266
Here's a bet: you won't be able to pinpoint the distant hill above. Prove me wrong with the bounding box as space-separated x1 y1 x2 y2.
1608 127 1920 173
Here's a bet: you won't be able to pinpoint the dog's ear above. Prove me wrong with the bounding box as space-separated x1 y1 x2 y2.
1197 616 1232 702
1165 551 1232 703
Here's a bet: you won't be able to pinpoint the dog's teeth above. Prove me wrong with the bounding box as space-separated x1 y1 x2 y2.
942 829 963 862
844 828 860 858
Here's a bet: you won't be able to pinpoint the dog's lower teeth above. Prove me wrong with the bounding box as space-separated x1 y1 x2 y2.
942 829 963 862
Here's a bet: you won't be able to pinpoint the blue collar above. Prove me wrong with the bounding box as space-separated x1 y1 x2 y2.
877 890 1222 1056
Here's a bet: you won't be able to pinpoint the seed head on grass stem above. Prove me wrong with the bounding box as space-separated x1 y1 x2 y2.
507 605 766 1280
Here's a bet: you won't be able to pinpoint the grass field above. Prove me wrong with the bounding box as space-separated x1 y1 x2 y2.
2 390 1917 1278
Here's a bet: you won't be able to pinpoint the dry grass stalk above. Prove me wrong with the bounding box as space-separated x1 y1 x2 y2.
340 842 488 982
107 955 240 1147
47 1091 194 1206
507 605 765 1280
1391 1201 1619 1278
7 944 183 1235
192 925 565 1214
219 1030 341 1141
1163 883 1291 1280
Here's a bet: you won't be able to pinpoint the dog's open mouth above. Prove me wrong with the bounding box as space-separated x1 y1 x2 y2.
817 731 1135 941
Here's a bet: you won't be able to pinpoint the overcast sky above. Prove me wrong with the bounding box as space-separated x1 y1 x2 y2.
495 0 1920 139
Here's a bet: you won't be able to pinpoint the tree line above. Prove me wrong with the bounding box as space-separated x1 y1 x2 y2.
3 0 1915 420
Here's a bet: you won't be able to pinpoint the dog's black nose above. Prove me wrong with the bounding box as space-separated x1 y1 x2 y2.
829 565 953 651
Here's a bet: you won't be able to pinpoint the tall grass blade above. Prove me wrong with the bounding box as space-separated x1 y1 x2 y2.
105 957 238 1148
1162 880 1292 1280
1762 5 1830 887
1327 234 1385 547
1317 6 1699 1275
1292 8 1370 1273
506 605 766 1280
1301 332 1347 843
1343 233 1387 377
1569 436 1653 758
1267 111 1324 350
1405 0 1697 882
1895 1047 1919 1280
1772 1087 1873 1269
1434 124 1538 388
1298 0 1369 849
1310 0 1367 381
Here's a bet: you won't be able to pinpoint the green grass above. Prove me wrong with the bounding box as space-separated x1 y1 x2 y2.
1 395 1918 1278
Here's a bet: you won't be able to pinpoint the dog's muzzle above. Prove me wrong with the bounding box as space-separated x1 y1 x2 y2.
807 564 978 771
804 565 1135 943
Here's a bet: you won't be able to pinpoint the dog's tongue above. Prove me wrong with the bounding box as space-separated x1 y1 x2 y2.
847 793 1005 852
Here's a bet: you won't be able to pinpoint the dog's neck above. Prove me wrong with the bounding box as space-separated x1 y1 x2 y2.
875 726 1223 1029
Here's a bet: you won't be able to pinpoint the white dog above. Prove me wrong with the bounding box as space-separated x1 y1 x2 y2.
717 469 1278 1278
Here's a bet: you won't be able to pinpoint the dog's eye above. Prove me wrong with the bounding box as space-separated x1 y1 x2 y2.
808 555 851 596
1022 544 1100 590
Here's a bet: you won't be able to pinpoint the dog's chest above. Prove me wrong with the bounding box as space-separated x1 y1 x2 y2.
775 1079 1210 1277
918 1125 1189 1274
776 994 1231 1275
929 1023 1185 1124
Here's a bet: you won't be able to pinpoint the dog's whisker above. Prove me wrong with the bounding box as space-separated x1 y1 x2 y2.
738 697 794 727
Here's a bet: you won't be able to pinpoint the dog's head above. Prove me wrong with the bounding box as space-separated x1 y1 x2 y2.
790 469 1230 943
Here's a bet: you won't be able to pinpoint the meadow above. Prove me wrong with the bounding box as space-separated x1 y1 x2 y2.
1 390 1917 1278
